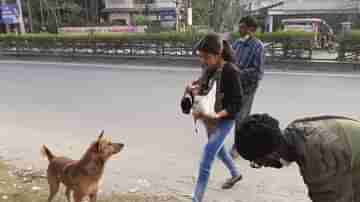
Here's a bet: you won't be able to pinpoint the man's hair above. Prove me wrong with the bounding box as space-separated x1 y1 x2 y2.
235 113 282 161
239 16 258 29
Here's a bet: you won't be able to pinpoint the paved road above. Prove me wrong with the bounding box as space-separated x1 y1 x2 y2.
0 60 359 202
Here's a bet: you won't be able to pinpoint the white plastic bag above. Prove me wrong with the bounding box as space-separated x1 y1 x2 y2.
192 82 217 133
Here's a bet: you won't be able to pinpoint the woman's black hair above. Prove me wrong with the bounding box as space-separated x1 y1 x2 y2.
235 113 283 161
196 33 235 63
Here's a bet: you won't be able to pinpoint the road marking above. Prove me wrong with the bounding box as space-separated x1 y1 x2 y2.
0 60 359 78
0 60 199 73
266 71 360 78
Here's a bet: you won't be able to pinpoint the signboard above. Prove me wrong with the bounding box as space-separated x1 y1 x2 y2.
284 24 314 32
0 4 18 24
159 9 176 22
59 26 147 33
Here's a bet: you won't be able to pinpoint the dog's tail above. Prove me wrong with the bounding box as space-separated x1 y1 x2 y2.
41 145 55 161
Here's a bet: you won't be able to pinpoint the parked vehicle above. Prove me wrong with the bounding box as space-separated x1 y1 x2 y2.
281 18 335 49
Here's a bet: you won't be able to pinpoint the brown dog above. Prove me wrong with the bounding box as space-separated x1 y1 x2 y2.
41 130 124 202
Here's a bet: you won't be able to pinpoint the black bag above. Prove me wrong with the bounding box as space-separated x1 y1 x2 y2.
180 93 194 114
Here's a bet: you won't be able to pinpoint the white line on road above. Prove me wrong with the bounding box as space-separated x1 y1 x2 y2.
0 60 200 73
265 71 360 78
0 60 360 78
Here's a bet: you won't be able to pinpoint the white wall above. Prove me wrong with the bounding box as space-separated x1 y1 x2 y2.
105 0 133 8
105 0 176 9
154 0 175 8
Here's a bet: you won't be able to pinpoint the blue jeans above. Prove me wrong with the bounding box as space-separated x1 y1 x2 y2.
193 119 240 202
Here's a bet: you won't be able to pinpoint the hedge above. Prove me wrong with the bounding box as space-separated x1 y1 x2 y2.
0 32 205 44
0 31 317 59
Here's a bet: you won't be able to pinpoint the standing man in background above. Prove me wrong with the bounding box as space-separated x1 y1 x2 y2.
230 16 265 158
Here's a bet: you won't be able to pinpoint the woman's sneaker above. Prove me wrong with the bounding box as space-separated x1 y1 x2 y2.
221 175 243 189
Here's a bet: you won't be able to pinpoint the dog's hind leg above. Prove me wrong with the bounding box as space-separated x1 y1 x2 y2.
73 191 85 202
65 188 72 202
89 192 97 202
47 175 60 202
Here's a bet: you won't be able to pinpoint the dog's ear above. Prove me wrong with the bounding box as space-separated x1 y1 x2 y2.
97 130 104 141
95 130 104 152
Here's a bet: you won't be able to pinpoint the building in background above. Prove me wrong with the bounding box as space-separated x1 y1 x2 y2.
267 0 360 33
244 0 360 33
102 0 177 28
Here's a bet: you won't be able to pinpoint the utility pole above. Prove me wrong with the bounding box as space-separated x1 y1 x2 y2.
16 0 26 33
186 0 192 29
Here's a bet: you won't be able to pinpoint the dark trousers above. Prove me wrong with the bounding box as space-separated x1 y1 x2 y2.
231 89 257 156
235 90 256 131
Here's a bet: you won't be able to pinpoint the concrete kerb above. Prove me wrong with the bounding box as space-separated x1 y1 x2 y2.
0 54 360 73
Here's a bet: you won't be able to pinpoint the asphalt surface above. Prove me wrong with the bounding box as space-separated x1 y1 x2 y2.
0 60 359 201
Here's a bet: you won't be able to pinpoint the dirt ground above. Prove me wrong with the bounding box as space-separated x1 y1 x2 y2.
0 160 187 202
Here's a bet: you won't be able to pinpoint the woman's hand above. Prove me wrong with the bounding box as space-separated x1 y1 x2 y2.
192 111 218 122
185 83 200 95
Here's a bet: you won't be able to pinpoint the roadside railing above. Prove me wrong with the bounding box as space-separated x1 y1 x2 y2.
0 32 358 63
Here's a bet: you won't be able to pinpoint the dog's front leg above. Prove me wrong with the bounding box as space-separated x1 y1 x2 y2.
65 188 72 202
89 192 97 202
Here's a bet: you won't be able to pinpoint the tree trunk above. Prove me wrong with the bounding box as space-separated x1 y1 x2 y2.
40 0 45 29
26 0 33 32
210 0 246 32
210 0 232 32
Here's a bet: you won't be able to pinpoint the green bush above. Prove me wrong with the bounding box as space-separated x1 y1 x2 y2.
0 31 315 52
134 15 147 26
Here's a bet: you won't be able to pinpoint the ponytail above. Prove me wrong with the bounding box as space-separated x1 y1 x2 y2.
222 40 235 63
